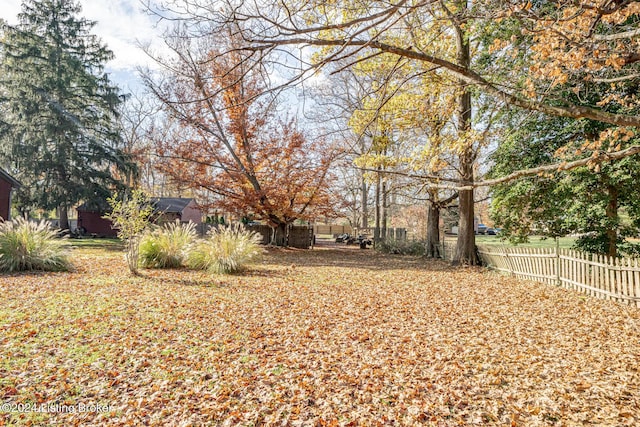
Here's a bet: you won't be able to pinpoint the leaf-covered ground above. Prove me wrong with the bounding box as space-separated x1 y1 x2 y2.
1 244 639 426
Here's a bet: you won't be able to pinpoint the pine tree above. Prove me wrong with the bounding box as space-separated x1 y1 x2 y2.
0 0 134 228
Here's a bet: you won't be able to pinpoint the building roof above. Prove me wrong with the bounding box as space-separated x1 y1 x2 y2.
0 167 21 188
77 199 111 213
78 197 198 214
151 197 196 214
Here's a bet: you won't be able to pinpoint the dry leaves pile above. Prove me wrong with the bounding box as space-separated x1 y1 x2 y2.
1 244 639 426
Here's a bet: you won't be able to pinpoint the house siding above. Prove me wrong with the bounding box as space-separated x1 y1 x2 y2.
0 179 12 220
77 210 118 237
181 200 203 224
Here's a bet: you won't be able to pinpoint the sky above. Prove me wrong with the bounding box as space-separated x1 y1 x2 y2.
0 0 166 90
0 0 316 114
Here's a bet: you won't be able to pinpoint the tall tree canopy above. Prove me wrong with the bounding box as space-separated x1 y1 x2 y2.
490 113 640 258
0 0 133 228
143 0 640 260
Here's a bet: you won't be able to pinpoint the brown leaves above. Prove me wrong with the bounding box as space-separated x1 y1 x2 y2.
151 29 339 227
1 245 639 425
528 2 640 94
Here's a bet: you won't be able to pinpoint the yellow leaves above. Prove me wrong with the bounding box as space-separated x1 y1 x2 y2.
605 55 627 70
354 153 398 171
488 38 509 54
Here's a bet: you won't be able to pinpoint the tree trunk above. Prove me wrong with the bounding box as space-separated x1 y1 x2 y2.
606 185 618 258
361 174 369 228
426 200 441 258
58 205 69 230
374 167 381 245
284 223 290 247
453 168 479 265
270 223 288 246
381 179 388 242
452 13 478 266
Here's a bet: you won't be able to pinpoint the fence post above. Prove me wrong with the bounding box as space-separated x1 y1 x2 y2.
555 238 561 286
502 245 514 275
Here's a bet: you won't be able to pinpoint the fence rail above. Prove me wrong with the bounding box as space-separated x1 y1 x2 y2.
314 225 352 236
473 244 640 307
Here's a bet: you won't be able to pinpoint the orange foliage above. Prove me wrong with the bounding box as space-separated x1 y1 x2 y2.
153 30 339 226
525 1 640 96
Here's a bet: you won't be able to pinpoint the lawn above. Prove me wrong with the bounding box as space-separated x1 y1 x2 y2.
457 235 578 249
1 244 639 426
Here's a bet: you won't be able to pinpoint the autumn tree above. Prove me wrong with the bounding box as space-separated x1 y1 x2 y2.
143 0 503 264
0 0 134 228
142 0 640 261
142 26 338 244
484 1 640 257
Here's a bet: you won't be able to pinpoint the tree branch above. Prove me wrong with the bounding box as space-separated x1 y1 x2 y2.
246 37 640 127
359 146 640 191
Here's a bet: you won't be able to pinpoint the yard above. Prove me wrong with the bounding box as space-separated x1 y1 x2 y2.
1 243 639 426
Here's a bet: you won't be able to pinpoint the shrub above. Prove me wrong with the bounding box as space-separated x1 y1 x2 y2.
0 217 70 272
139 221 197 268
377 239 427 256
188 224 263 274
104 190 154 275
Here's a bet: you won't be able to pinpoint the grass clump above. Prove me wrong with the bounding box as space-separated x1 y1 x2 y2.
139 221 197 268
377 239 427 256
0 217 70 272
188 224 263 274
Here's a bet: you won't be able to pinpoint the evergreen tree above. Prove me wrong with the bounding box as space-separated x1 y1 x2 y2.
0 0 134 228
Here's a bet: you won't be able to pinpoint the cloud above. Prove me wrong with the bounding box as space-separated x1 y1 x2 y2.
0 0 166 74
78 0 166 71
0 1 21 23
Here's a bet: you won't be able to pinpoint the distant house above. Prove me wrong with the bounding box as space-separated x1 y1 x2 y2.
152 198 203 225
76 197 203 237
0 168 21 221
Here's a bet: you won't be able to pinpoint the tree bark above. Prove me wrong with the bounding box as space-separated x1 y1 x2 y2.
361 175 368 228
381 178 388 242
374 167 381 245
453 161 479 265
452 7 479 266
58 205 69 230
269 222 289 247
606 185 618 258
426 199 441 258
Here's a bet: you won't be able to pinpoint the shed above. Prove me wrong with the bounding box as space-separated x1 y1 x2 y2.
77 200 118 237
77 197 203 237
151 198 203 225
0 168 21 221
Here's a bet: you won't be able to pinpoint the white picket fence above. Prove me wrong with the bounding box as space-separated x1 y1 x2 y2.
476 245 640 307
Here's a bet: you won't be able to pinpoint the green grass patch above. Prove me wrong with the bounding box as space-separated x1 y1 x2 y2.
64 238 124 251
470 235 578 249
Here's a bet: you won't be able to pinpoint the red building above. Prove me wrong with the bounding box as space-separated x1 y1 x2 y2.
76 201 118 237
77 197 203 237
0 168 21 221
